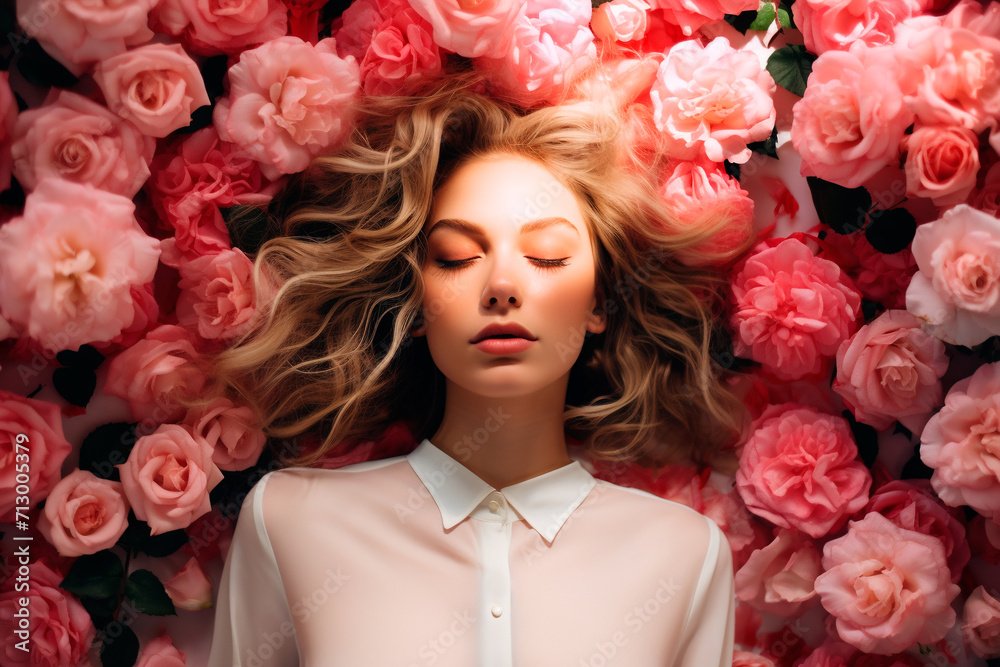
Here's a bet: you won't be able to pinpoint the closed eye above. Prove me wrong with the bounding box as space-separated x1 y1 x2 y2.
434 257 570 270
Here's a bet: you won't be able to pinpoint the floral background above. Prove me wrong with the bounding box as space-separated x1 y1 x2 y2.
0 0 999 665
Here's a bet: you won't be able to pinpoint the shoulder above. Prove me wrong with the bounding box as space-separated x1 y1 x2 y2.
254 456 411 528
591 478 719 550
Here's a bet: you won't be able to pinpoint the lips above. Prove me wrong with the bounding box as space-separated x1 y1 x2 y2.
470 322 537 344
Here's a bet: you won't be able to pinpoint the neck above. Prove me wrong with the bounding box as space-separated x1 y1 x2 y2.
429 378 573 489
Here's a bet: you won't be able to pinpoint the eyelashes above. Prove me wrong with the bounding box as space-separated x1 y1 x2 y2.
435 257 570 270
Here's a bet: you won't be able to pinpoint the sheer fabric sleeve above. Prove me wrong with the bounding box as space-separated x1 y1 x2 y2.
674 516 736 667
207 471 300 667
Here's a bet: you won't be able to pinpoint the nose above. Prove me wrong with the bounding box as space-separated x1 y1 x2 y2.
480 255 521 309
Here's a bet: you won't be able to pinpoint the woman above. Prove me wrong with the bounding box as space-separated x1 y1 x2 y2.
203 66 752 667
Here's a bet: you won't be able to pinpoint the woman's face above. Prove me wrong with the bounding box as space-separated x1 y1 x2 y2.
415 153 606 399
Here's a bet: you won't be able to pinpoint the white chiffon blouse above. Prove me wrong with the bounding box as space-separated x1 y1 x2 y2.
206 438 736 667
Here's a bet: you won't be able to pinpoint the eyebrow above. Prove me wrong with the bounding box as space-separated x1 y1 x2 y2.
426 217 580 238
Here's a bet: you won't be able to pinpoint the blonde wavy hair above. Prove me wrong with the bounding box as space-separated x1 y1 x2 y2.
184 66 755 474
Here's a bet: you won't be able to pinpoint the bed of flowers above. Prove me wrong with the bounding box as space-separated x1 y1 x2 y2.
0 0 998 665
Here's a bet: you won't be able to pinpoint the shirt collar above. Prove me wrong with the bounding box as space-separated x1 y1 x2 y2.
406 438 596 544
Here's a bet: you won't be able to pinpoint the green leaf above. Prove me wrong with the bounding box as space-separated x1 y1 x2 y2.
79 422 138 482
124 570 176 616
865 207 917 254
60 552 124 600
806 176 871 234
99 623 140 667
724 10 758 34
749 3 776 31
766 44 817 97
776 4 792 28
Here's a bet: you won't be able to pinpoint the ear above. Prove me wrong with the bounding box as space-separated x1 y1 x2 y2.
409 311 426 338
586 286 608 335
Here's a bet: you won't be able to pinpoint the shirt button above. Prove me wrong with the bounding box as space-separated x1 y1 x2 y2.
491 605 503 618
488 500 500 513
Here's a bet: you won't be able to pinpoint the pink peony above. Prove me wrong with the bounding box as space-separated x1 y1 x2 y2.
355 0 444 95
864 479 969 583
474 0 598 108
795 0 927 54
905 205 1000 346
405 0 527 58
150 0 287 56
791 41 914 189
117 423 224 535
213 36 360 181
135 635 187 667
962 586 1000 659
814 512 960 654
14 0 160 76
38 469 131 558
0 71 16 193
735 403 872 538
818 230 917 310
92 281 162 355
645 0 758 38
164 556 214 611
658 158 755 264
0 178 161 352
591 0 650 43
182 395 267 471
11 89 155 197
972 162 1000 216
0 392 73 523
734 527 822 616
93 42 210 138
176 248 256 341
832 309 948 433
103 324 209 425
732 651 776 667
0 560 96 667
903 125 980 208
919 360 1000 520
895 16 1000 134
650 36 776 164
729 237 863 381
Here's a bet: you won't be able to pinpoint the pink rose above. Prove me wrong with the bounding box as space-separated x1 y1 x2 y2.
734 527 821 616
591 0 650 43
646 0 759 38
150 0 287 55
658 158 755 265
135 634 187 667
732 651 776 667
38 469 131 558
117 423 224 534
93 43 210 138
474 0 598 108
213 36 360 181
832 309 948 433
0 392 72 523
14 0 159 76
176 248 256 341
182 396 266 470
905 205 1000 346
729 237 863 381
0 71 16 193
814 512 959 654
919 360 1000 520
164 556 213 611
0 560 95 667
405 0 527 58
791 42 914 188
796 0 926 54
864 479 970 583
972 163 1000 216
963 586 1000 659
819 230 917 310
11 89 155 197
735 403 872 538
0 178 161 351
651 37 775 164
103 324 209 425
896 18 1000 134
903 125 980 207
357 0 444 95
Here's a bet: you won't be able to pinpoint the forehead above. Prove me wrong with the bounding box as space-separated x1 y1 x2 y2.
427 154 587 234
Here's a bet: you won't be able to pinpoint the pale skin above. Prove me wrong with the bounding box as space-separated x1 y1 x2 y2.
410 153 607 489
